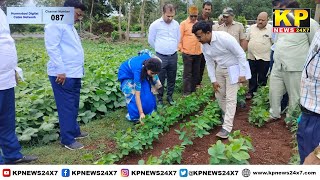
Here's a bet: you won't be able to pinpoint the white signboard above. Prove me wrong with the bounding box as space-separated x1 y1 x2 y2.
7 7 74 24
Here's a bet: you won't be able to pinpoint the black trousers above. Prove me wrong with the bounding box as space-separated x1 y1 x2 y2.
248 59 269 95
156 52 178 100
182 53 201 95
198 53 206 85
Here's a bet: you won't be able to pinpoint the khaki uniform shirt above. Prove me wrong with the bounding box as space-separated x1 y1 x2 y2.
212 24 220 31
217 21 246 43
246 24 272 61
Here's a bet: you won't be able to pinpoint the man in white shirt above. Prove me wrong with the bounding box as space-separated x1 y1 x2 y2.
148 3 180 106
44 0 88 150
192 21 250 138
0 0 37 164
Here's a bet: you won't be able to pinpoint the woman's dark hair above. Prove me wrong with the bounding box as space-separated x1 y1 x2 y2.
140 58 162 83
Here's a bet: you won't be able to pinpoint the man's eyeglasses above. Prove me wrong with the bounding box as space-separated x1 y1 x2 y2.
223 15 229 18
190 15 198 18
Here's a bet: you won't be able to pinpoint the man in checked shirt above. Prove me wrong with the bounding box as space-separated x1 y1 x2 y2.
297 30 320 165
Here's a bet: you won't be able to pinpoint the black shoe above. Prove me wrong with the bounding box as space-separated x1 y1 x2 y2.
75 132 89 140
239 102 246 108
63 141 84 150
158 100 164 106
216 128 230 139
167 97 175 106
7 155 38 164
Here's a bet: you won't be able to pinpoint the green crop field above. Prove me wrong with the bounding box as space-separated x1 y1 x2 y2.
15 38 186 164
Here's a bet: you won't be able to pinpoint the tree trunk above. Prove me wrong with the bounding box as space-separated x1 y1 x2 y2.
126 3 131 41
89 0 94 33
118 0 122 41
315 4 320 23
160 0 165 15
140 0 146 34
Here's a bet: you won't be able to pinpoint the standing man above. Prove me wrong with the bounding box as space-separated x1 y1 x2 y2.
148 3 180 105
217 7 247 50
0 0 37 164
245 12 272 99
269 0 319 121
44 0 88 150
192 21 250 138
178 5 202 96
197 1 213 88
297 30 320 165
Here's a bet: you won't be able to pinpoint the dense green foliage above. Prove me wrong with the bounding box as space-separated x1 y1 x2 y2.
15 39 148 143
248 86 270 127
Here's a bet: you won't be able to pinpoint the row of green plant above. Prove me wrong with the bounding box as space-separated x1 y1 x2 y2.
138 100 221 165
248 86 270 127
95 87 214 164
175 101 221 146
138 145 186 165
237 85 248 107
208 130 254 164
284 105 301 165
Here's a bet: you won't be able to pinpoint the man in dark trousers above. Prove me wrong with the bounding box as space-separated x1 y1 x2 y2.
197 1 213 88
44 0 88 150
297 30 320 165
148 3 180 105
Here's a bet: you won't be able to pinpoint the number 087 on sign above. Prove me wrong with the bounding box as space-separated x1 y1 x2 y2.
43 7 74 24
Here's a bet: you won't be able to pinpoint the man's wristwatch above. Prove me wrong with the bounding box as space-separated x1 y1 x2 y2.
314 146 320 160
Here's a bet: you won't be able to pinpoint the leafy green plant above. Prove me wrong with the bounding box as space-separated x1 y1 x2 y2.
237 85 248 106
111 31 119 41
176 101 221 146
248 86 270 127
284 104 300 131
208 130 253 165
284 104 301 165
138 155 162 165
160 145 185 164
138 145 185 165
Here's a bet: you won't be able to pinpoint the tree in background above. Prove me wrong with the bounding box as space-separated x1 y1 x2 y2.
1 0 28 9
35 0 63 6
210 0 272 20
297 0 316 17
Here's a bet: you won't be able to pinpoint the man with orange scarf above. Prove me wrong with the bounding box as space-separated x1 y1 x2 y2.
179 6 202 96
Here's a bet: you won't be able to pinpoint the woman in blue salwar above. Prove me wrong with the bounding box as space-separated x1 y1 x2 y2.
118 50 162 124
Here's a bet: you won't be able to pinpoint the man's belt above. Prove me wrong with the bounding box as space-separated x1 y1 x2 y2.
300 105 320 117
156 52 177 57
